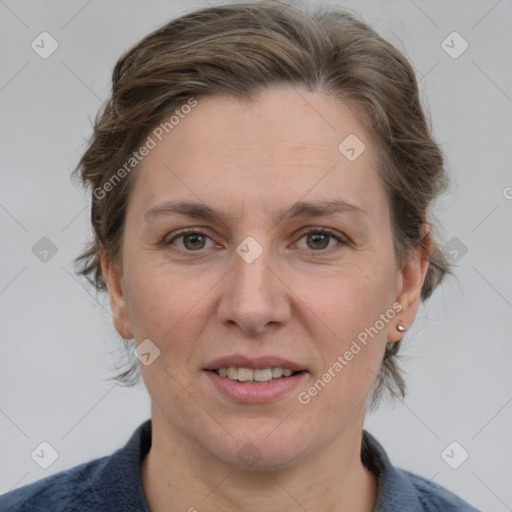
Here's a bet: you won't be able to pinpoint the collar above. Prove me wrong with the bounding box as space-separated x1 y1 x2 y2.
362 429 425 511
96 419 423 511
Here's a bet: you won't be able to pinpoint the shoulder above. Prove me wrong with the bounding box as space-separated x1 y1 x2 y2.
0 456 109 512
0 419 152 512
399 468 481 511
362 430 480 511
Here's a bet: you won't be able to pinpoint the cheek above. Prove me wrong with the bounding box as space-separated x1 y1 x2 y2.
300 263 396 397
309 266 394 341
124 261 218 353
126 266 213 399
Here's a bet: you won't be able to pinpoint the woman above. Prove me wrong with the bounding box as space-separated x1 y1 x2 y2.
0 1 480 510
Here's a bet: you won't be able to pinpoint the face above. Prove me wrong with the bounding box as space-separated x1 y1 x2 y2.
102 87 428 469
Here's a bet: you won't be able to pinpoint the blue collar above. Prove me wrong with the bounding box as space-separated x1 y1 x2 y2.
95 420 425 511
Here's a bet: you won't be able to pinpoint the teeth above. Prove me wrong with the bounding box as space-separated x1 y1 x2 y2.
237 368 254 382
254 369 273 382
272 367 283 378
215 367 297 383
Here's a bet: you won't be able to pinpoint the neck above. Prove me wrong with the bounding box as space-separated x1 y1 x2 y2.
141 408 377 512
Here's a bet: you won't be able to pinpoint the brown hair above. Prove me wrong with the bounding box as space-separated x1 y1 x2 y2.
74 0 452 408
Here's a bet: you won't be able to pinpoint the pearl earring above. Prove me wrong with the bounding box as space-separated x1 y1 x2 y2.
396 324 406 332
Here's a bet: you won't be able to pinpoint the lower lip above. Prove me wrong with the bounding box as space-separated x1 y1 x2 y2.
204 370 307 403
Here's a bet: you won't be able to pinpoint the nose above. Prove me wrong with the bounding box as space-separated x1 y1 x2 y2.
217 247 292 336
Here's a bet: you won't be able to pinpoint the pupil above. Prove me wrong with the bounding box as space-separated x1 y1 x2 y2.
308 233 329 250
184 234 205 250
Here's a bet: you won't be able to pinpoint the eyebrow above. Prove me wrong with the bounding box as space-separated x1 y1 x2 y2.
144 198 367 225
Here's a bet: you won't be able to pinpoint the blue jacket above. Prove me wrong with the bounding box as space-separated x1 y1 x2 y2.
0 419 480 511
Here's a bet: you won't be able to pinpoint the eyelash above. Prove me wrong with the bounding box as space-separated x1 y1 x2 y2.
164 227 347 255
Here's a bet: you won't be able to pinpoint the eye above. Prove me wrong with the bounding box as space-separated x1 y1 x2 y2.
164 227 347 254
294 227 347 252
166 229 216 251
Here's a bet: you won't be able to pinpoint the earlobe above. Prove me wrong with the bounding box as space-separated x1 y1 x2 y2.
100 247 134 340
388 225 431 343
386 322 407 343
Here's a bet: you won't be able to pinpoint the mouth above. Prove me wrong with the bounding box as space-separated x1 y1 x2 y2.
203 355 308 403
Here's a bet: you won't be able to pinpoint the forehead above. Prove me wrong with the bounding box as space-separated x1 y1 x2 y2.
132 87 387 221
153 88 371 161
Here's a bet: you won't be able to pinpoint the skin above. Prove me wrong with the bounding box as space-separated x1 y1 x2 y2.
101 86 430 511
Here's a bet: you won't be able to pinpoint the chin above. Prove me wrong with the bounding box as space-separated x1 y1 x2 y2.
215 442 305 471
199 420 318 471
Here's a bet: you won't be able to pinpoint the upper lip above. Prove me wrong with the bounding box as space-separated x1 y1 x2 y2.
203 355 306 372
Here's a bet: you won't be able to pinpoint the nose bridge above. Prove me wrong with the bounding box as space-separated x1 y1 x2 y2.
234 244 272 297
217 237 290 333
231 242 276 310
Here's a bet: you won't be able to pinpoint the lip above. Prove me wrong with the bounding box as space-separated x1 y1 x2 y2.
204 370 307 403
203 354 308 404
203 354 306 372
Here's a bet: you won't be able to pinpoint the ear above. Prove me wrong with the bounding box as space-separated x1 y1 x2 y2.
100 246 134 339
388 225 431 342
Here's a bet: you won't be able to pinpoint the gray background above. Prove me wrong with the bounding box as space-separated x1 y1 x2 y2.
1 0 511 510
